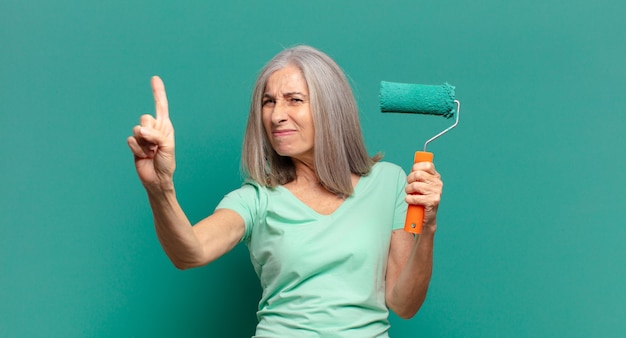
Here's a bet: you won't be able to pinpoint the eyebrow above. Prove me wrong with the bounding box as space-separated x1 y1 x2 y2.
263 92 308 98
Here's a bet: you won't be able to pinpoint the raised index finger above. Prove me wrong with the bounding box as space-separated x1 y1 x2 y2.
151 76 169 120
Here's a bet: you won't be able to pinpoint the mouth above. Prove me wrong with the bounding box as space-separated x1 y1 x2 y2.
272 129 296 137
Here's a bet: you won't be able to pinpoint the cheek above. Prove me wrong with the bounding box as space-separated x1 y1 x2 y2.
303 112 315 138
261 110 272 134
294 107 313 130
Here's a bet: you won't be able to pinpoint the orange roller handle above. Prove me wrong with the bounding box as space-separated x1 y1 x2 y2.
404 151 434 234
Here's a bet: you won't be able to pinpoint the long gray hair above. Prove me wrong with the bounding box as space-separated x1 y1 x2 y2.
242 45 379 197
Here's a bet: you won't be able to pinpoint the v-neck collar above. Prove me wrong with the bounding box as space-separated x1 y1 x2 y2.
276 175 365 219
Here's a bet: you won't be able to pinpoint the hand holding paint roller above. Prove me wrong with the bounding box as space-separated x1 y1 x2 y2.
380 81 460 234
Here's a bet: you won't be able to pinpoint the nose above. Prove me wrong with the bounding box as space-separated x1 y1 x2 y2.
270 99 289 125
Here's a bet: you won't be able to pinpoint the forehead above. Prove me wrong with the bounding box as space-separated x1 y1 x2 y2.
265 64 308 94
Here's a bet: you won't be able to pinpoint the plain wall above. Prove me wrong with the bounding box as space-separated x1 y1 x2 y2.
2 0 625 336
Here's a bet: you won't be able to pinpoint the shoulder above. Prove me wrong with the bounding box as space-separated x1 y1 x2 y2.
218 179 272 215
358 161 407 194
217 179 273 243
224 179 263 199
369 161 407 178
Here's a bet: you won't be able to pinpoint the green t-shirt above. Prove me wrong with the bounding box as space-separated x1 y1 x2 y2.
216 162 408 337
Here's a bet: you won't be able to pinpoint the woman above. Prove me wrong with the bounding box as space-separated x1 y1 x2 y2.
127 45 443 337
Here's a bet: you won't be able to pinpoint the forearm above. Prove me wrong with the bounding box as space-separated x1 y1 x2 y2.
146 187 205 269
387 229 435 319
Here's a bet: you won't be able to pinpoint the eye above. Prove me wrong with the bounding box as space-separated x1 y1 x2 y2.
262 98 275 107
288 97 304 105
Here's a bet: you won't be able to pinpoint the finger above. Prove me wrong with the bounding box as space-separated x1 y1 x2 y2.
412 161 436 174
137 115 161 146
140 114 156 127
151 76 169 121
127 136 151 159
408 170 426 184
406 177 443 194
407 170 437 185
405 186 441 206
406 181 427 195
133 124 162 149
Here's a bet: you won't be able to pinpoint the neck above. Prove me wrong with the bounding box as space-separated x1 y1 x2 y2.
291 158 319 186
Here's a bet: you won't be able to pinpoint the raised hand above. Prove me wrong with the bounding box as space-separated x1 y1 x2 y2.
127 76 176 191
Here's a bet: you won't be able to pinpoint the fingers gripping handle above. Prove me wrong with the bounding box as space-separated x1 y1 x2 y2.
404 151 434 234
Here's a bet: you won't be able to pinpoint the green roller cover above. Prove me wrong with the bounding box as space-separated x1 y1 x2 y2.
380 81 456 118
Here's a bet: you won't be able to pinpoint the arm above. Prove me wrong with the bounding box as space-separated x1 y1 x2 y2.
146 189 244 270
127 76 244 270
385 162 442 318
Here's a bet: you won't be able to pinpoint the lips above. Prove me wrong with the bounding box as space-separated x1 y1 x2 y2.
272 129 296 137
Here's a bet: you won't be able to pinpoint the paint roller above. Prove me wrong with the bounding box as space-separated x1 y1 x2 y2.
379 81 460 234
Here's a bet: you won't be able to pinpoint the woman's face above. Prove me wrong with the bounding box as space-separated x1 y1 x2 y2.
262 64 315 164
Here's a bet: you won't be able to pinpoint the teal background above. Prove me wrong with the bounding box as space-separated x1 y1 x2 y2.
2 0 625 337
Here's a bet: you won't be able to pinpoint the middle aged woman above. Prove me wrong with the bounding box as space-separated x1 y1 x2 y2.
127 45 444 337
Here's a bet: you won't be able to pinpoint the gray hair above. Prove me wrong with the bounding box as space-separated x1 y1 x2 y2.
241 45 380 197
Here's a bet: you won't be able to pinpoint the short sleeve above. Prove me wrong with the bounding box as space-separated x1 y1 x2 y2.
392 165 408 231
215 180 264 243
